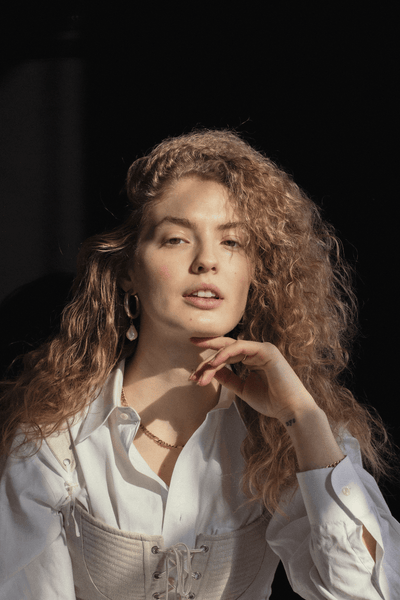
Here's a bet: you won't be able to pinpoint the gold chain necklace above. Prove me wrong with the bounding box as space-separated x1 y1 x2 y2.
121 388 185 449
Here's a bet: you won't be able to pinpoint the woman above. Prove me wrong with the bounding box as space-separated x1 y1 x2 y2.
0 129 399 599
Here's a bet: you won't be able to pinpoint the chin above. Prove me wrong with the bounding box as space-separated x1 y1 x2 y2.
188 324 233 339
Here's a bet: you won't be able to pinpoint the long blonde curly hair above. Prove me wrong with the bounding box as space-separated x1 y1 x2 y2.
0 128 395 514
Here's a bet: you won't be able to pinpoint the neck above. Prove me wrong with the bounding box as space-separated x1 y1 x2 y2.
122 330 221 431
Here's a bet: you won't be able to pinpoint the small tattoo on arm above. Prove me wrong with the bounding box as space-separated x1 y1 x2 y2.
285 418 296 427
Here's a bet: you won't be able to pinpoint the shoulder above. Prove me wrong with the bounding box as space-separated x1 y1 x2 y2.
0 428 73 510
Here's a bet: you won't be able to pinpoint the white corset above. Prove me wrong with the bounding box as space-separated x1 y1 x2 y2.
47 425 276 599
62 502 272 600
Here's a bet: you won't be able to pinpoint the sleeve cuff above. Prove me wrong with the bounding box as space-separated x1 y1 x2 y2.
296 456 384 550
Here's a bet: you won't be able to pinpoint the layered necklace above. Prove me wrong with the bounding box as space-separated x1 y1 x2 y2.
121 388 185 450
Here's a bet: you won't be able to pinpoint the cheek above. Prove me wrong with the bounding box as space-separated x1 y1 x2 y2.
238 263 252 287
159 264 171 279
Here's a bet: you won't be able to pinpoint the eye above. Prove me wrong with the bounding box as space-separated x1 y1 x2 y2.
165 237 186 245
222 239 241 248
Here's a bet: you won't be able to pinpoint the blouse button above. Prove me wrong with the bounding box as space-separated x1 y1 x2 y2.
188 594 196 599
191 571 201 580
200 545 209 553
151 545 160 554
153 571 162 580
342 486 351 496
120 413 129 421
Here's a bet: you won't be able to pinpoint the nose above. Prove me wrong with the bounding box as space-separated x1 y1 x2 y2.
190 242 219 274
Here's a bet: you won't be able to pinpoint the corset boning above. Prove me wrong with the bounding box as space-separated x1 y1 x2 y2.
62 502 273 600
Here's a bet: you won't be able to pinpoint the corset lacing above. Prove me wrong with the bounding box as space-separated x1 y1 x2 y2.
63 459 80 538
153 542 207 599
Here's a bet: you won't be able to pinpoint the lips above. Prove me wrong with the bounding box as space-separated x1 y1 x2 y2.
182 283 224 310
183 296 224 309
182 283 223 299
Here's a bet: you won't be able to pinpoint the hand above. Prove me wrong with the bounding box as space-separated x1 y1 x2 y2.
189 337 318 423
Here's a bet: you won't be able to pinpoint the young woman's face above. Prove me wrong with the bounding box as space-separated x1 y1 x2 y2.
123 176 252 342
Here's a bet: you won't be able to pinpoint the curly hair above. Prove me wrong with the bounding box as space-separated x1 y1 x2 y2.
0 128 395 515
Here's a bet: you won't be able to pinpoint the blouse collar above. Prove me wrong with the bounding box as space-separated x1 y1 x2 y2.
71 360 238 445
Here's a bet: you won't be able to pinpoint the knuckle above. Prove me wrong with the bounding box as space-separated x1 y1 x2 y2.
263 342 280 357
263 341 276 351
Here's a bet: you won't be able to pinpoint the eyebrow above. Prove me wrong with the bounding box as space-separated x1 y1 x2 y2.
153 216 245 232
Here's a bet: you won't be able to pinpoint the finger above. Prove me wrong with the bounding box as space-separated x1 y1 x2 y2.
208 349 252 367
191 340 272 382
191 346 249 381
188 337 238 377
209 341 280 371
196 362 228 387
193 347 252 386
213 366 245 396
189 336 236 350
196 361 241 387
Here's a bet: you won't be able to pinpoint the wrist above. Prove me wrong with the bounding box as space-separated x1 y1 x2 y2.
276 401 322 428
280 407 344 472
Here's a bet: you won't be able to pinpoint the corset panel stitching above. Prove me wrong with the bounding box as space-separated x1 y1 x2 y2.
195 516 270 599
68 504 270 600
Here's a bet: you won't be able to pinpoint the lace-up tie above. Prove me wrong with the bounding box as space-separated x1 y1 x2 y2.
152 542 208 599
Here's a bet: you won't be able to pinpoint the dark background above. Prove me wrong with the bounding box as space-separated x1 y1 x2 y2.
1 3 398 596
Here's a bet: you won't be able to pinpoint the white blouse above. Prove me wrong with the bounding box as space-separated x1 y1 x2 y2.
0 360 399 599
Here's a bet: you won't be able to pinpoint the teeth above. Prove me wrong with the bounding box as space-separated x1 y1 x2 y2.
192 290 217 298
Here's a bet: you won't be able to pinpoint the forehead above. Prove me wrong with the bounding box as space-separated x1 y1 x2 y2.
149 176 238 224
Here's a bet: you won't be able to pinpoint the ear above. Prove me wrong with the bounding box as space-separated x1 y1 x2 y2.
119 268 135 293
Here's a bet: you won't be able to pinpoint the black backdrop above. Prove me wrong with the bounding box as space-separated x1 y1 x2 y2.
1 4 399 597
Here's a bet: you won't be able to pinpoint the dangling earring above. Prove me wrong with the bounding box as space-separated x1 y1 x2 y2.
124 291 140 341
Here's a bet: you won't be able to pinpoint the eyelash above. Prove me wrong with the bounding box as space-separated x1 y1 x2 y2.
164 237 241 248
165 237 186 245
222 239 241 248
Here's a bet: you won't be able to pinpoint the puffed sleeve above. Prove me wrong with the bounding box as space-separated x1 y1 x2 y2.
266 431 400 599
0 437 77 600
